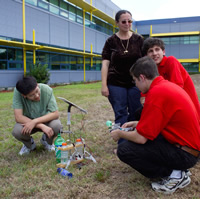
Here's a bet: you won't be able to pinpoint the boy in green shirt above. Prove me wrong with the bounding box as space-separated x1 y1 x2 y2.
12 76 62 155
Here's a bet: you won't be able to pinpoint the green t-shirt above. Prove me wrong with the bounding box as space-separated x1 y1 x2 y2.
12 83 58 119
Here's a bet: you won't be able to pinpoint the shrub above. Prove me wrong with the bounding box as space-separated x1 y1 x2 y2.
26 63 50 84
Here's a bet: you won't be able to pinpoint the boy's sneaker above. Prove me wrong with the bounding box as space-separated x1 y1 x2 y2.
19 138 36 155
151 171 191 194
186 169 192 176
40 134 55 152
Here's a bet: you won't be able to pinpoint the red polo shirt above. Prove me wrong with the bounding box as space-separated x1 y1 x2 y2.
136 76 200 151
158 56 200 117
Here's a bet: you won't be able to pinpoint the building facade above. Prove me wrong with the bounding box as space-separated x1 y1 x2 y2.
0 0 199 88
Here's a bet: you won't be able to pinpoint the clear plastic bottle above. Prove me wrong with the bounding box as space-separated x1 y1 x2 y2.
75 138 84 159
61 143 69 164
54 133 65 163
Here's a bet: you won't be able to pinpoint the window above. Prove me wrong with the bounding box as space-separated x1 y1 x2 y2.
190 36 199 44
76 9 83 24
36 51 49 65
38 0 49 10
95 58 102 71
70 56 77 70
0 61 7 69
7 49 23 61
0 48 7 60
8 62 23 70
49 4 59 15
50 53 60 70
160 36 199 45
77 57 83 70
170 37 179 44
49 0 58 6
25 0 37 6
182 62 199 72
68 4 76 22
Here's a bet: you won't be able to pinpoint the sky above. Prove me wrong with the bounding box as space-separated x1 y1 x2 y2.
111 0 200 21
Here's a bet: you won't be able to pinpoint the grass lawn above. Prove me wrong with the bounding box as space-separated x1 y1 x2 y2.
0 80 200 199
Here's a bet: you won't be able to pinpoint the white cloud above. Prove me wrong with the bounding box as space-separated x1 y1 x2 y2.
111 0 200 20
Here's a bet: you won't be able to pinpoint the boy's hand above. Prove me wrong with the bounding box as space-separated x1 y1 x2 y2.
122 121 138 129
110 129 121 142
41 125 54 138
21 120 37 135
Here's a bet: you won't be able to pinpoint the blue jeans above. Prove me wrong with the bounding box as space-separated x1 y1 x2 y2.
108 85 142 143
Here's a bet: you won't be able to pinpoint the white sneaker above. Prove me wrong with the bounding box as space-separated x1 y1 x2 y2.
151 171 191 194
40 134 55 152
19 138 36 155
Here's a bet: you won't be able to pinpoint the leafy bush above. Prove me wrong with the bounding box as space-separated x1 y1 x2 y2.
26 63 50 84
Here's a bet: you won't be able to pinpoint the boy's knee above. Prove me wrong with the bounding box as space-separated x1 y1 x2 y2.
12 124 23 139
50 120 62 135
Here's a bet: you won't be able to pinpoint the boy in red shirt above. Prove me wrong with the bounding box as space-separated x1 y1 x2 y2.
110 56 200 194
142 37 200 118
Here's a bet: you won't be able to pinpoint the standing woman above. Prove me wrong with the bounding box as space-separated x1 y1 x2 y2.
101 10 143 141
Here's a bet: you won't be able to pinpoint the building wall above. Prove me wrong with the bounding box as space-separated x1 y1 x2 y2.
136 17 200 61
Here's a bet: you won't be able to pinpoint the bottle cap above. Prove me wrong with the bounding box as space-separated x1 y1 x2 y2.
62 142 67 146
106 120 112 127
76 138 82 142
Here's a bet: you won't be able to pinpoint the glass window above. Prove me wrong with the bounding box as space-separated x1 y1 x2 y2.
85 13 90 20
69 12 76 21
38 0 49 10
77 57 83 70
36 51 49 64
7 49 23 61
49 0 58 6
68 4 76 21
85 58 91 70
60 1 68 10
190 36 199 44
170 37 179 44
50 53 60 69
60 55 69 65
25 0 37 6
182 62 199 72
160 37 169 45
70 56 77 70
85 19 91 27
26 51 33 63
77 16 83 24
60 9 68 18
95 58 102 71
0 61 7 70
8 62 23 70
61 64 70 70
49 4 59 15
0 48 7 60
76 9 83 24
182 36 190 44
51 64 60 70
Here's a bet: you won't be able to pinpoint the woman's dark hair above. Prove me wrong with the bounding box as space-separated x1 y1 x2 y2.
130 56 159 80
115 10 132 22
142 37 165 55
16 76 37 95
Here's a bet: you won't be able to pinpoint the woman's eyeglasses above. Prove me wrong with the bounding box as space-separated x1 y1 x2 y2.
121 20 133 24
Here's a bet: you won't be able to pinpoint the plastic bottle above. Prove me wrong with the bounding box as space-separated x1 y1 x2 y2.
75 138 84 159
61 143 69 165
57 168 73 179
54 133 65 163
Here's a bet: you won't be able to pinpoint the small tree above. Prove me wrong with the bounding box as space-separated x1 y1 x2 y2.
26 63 50 84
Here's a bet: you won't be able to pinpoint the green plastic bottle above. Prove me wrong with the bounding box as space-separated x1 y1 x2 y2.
54 133 65 163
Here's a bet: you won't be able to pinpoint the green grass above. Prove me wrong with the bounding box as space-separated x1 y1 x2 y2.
0 81 200 199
